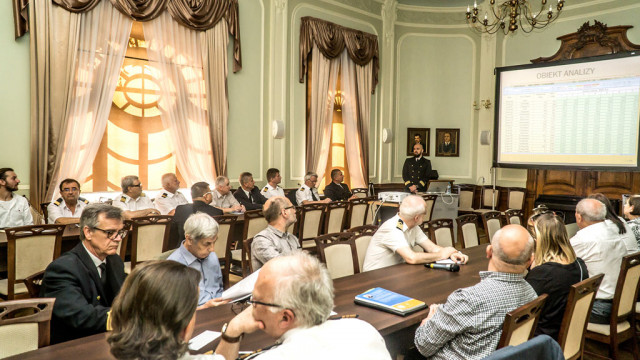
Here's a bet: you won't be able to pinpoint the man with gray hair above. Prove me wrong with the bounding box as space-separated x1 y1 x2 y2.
41 204 127 343
172 182 223 247
168 212 229 309
153 173 188 215
234 172 267 210
251 196 300 271
414 225 538 359
211 175 245 213
112 175 159 219
215 252 391 359
571 198 629 324
363 195 467 271
296 171 332 205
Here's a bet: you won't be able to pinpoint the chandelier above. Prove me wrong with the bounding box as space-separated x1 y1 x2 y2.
466 0 565 34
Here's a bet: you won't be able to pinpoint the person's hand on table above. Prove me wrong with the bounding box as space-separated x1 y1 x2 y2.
198 297 231 310
450 251 468 264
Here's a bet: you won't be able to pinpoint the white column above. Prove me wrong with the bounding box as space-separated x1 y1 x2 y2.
379 0 397 183
476 31 497 186
268 0 288 172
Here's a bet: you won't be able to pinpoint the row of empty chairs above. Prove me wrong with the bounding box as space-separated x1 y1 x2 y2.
457 185 526 214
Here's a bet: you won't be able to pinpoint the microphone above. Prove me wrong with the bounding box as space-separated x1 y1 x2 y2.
424 263 460 272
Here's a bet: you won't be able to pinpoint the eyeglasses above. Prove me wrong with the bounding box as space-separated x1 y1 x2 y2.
93 227 128 240
61 187 79 193
247 295 286 309
284 205 295 211
130 183 142 188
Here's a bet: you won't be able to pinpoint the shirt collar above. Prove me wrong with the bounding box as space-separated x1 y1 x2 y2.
267 225 287 238
242 188 251 197
82 242 106 268
479 271 525 282
177 241 207 265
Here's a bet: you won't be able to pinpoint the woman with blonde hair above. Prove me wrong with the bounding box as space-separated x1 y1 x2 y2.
524 212 588 340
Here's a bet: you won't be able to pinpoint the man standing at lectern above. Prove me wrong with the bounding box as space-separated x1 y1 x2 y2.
403 143 437 193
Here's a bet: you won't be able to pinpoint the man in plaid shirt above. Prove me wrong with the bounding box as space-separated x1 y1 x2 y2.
414 225 538 359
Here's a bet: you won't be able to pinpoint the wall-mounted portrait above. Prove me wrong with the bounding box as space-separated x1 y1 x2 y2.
407 128 430 156
435 128 460 157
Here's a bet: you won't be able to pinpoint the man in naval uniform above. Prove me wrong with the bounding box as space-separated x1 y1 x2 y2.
48 178 89 224
153 173 188 215
402 143 437 193
112 175 160 220
296 172 332 206
261 168 285 199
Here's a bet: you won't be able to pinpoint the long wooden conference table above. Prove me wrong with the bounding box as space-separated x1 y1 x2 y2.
10 245 489 359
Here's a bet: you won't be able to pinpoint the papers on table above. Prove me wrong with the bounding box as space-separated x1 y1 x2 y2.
221 268 260 302
189 330 220 351
355 287 427 316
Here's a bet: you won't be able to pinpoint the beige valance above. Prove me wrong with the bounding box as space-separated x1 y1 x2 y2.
13 0 242 71
299 16 379 93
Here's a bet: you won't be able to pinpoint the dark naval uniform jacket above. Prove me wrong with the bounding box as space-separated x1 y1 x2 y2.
323 182 352 201
402 156 437 192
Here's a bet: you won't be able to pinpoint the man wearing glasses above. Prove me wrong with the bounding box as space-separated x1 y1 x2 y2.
172 182 223 247
295 171 332 206
41 204 127 344
251 196 300 271
113 175 160 219
215 252 391 359
48 178 89 224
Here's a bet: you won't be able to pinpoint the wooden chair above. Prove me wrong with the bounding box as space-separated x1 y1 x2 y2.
428 218 455 248
127 215 172 272
346 198 369 229
456 214 480 249
456 184 476 214
0 298 55 358
241 210 268 242
497 294 548 349
346 224 378 236
23 271 46 298
30 205 44 225
39 203 50 224
315 232 359 279
351 231 375 272
116 220 133 261
474 185 500 214
324 201 348 234
351 188 368 198
557 274 604 360
241 237 254 277
505 209 525 225
297 203 327 252
506 187 526 210
0 224 65 300
418 221 430 236
212 215 238 287
482 211 503 242
585 252 640 360
365 196 378 225
421 194 437 222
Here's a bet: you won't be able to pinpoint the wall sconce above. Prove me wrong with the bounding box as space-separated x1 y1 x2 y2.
473 99 492 110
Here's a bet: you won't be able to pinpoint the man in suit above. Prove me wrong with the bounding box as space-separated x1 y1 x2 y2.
233 172 267 211
323 169 357 201
173 182 223 245
437 132 455 155
41 203 127 344
402 143 437 193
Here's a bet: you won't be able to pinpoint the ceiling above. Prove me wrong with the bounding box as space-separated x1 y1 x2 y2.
397 0 484 7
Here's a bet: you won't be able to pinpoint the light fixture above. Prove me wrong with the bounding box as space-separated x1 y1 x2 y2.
473 99 492 110
334 90 345 112
466 0 565 34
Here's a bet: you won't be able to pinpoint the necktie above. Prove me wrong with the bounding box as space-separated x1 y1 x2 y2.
311 189 318 201
98 263 107 288
249 191 254 203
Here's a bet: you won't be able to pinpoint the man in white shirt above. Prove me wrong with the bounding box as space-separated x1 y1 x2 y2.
363 195 468 271
153 173 188 215
261 168 285 199
215 252 391 360
112 175 159 220
47 178 89 224
0 167 33 228
211 176 245 214
296 171 331 206
571 198 629 324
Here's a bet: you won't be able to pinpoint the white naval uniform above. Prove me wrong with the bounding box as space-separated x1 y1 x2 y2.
113 193 154 211
0 193 33 228
47 197 89 224
153 190 188 215
295 184 320 206
261 183 285 199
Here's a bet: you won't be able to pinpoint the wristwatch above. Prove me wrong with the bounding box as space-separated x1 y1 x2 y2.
221 322 243 343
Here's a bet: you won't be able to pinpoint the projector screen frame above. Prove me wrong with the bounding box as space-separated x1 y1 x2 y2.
492 51 640 172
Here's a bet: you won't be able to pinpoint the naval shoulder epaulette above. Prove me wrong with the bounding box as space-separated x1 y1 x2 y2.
262 187 268 192
53 197 63 206
120 196 127 203
161 192 168 198
79 197 89 204
396 218 404 231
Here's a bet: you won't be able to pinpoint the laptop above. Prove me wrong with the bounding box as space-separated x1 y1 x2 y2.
426 181 450 193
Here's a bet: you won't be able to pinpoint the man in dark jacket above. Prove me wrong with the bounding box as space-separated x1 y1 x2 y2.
172 182 223 244
233 172 267 210
323 169 357 201
403 143 438 193
41 204 127 344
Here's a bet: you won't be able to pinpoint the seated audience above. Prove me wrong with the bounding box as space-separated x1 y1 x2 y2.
323 169 357 201
41 204 127 344
0 167 33 227
233 172 267 210
47 178 89 224
153 173 188 215
112 175 159 219
261 168 285 199
363 195 467 271
296 171 332 205
215 252 391 360
623 195 640 247
108 261 225 360
414 225 538 359
588 193 639 254
251 196 300 271
168 213 228 309
525 212 588 340
570 198 628 324
173 182 223 244
211 175 245 213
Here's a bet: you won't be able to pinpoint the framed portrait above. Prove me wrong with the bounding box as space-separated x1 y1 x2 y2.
435 128 460 157
407 128 430 156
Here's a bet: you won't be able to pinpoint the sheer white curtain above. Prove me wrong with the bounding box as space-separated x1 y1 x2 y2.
306 45 340 183
144 12 218 185
48 1 132 200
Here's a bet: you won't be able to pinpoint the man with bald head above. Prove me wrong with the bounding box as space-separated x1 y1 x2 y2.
251 196 300 271
153 173 188 215
363 195 467 271
571 198 629 324
414 225 538 359
402 143 437 193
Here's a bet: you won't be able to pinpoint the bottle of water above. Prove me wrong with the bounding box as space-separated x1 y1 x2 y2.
446 183 451 194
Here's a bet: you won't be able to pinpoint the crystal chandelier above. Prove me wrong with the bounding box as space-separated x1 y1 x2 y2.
466 0 565 34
